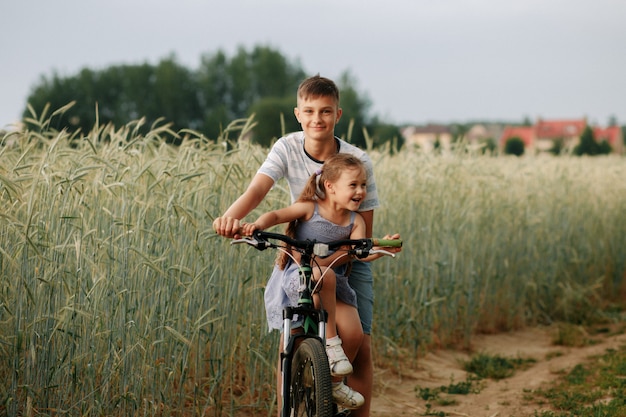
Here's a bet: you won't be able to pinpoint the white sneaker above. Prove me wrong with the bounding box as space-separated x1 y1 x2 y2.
326 337 353 376
332 382 364 409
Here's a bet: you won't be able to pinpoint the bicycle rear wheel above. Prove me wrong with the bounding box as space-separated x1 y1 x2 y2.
290 338 333 417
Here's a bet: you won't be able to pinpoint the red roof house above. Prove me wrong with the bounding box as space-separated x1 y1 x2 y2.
593 126 624 154
498 117 623 155
500 126 535 149
535 118 587 139
534 118 587 153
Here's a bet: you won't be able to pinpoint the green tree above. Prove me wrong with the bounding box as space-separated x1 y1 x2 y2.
504 137 525 156
26 67 97 132
450 123 469 143
334 71 372 147
598 140 612 154
152 57 203 131
480 137 497 155
573 126 610 156
23 45 396 149
549 138 564 155
248 96 300 147
368 119 404 152
24 56 199 141
574 126 598 155
197 45 306 139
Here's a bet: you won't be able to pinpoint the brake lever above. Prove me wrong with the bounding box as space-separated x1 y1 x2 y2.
352 247 396 259
369 248 396 258
231 236 259 246
230 234 273 251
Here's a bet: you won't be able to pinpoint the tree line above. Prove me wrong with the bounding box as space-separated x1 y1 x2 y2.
23 45 401 149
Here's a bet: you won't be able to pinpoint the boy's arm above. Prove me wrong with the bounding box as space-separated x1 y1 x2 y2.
213 173 274 237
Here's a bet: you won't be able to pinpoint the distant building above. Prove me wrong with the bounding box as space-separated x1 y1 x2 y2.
499 118 623 155
593 125 624 154
400 124 453 152
402 119 623 155
534 118 587 153
500 126 535 149
464 124 504 144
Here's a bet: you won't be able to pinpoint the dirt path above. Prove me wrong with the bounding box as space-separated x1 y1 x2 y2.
370 324 626 416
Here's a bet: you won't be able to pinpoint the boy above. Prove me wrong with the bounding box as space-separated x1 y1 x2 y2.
213 75 388 416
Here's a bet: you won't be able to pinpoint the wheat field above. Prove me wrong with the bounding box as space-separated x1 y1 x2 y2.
1 118 625 416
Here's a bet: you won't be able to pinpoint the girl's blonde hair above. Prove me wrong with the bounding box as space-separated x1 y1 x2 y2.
277 153 366 269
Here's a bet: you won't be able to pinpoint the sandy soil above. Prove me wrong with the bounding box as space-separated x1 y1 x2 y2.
370 324 626 417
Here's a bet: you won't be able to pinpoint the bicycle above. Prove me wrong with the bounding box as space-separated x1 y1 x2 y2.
231 230 402 417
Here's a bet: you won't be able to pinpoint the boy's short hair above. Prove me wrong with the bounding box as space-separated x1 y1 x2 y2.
297 75 340 104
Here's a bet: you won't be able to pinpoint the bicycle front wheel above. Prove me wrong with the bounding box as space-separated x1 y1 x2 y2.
290 337 333 417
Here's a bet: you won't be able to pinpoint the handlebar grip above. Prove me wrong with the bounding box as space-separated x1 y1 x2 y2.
371 238 402 248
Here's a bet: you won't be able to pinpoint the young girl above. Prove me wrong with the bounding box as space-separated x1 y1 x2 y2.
240 153 396 409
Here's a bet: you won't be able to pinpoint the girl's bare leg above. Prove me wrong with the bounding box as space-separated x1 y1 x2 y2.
313 267 338 338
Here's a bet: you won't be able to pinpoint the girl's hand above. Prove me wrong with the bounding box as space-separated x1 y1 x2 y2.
240 222 262 237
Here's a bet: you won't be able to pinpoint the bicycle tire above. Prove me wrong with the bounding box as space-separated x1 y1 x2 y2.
290 338 334 417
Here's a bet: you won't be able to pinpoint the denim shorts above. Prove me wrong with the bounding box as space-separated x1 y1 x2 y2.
348 261 374 334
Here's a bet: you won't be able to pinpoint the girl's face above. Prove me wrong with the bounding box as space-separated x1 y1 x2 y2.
327 167 367 211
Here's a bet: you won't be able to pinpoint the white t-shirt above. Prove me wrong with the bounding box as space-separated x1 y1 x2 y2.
257 131 380 212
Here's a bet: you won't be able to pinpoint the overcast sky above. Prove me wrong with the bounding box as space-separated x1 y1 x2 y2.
2 0 625 130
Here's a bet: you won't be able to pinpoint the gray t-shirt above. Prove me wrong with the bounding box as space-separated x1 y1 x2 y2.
257 131 380 212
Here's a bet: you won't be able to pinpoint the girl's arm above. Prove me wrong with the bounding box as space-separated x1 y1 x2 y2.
241 201 313 235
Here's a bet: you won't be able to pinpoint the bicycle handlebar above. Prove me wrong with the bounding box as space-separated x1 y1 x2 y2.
231 230 402 258
371 238 403 248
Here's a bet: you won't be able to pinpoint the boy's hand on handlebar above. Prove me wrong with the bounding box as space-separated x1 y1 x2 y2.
213 216 243 238
376 233 402 254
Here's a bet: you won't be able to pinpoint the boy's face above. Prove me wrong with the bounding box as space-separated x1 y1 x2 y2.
294 95 342 142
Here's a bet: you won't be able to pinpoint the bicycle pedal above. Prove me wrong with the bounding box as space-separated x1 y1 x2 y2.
334 410 351 417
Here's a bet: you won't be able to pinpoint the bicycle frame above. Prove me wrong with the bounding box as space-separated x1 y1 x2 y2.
282 248 327 347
